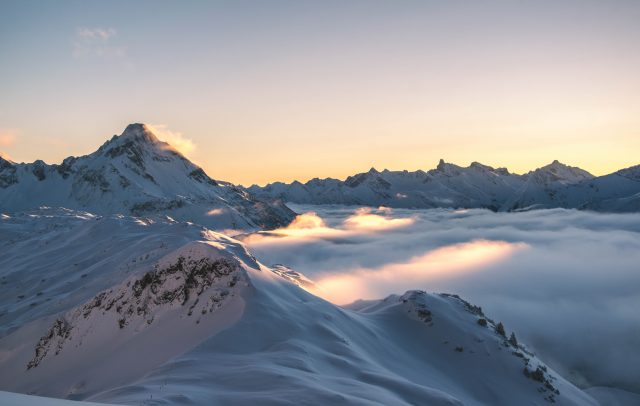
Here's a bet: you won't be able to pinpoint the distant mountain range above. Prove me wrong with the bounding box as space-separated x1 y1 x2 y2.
0 124 294 230
248 159 640 212
2 123 638 230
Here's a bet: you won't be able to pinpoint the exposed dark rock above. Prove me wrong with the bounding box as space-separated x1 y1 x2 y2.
0 157 18 188
31 160 47 181
189 168 218 186
26 255 241 370
27 319 71 369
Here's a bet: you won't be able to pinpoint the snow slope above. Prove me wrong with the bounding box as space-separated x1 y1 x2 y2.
248 160 640 212
0 209 600 405
0 123 294 231
0 391 111 406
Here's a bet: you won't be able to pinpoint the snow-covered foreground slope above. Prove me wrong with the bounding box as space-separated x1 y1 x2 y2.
0 123 294 231
248 160 640 212
0 391 112 406
0 209 599 405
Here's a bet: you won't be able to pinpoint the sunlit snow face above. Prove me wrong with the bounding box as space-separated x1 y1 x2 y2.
243 206 640 392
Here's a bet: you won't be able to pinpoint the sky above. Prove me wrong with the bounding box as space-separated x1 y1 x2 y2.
1 0 639 186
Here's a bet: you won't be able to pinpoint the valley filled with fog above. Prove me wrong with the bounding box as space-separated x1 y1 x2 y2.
244 205 640 394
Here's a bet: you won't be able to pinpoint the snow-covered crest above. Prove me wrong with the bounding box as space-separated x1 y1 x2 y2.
0 123 295 231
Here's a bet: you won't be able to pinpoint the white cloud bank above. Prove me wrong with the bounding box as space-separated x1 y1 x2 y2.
244 205 640 394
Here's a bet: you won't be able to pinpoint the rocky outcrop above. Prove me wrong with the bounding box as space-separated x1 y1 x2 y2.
27 254 244 369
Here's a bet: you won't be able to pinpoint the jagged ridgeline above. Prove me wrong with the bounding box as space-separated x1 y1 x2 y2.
249 159 640 212
0 123 295 230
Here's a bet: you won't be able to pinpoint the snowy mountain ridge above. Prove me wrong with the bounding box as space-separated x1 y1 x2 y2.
0 123 294 231
0 208 603 405
248 160 640 212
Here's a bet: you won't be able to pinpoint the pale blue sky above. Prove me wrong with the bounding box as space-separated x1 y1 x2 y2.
1 1 639 184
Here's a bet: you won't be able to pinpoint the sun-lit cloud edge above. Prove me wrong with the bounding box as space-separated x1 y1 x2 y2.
309 239 529 305
243 208 416 246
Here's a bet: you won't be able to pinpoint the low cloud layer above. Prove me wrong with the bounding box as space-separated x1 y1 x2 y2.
245 207 416 246
311 239 527 304
244 205 640 393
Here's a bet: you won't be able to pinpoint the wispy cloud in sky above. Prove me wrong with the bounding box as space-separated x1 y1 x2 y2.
73 27 128 63
77 27 117 41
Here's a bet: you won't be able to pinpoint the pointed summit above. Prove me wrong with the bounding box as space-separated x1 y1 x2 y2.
118 123 160 145
434 159 461 175
470 161 495 171
99 123 162 155
531 160 593 183
98 123 169 168
542 160 570 170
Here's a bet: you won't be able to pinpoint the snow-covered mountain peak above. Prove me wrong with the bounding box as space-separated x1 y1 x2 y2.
107 123 161 146
97 123 179 167
344 167 390 189
433 159 463 176
0 123 295 230
469 161 495 172
529 160 594 184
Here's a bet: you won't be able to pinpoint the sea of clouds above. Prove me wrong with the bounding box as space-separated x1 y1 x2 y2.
243 205 640 393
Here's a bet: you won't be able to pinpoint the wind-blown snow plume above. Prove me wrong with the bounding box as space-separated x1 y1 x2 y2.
147 124 196 158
